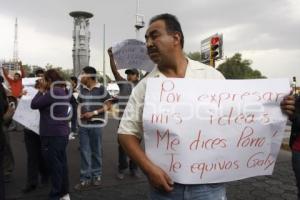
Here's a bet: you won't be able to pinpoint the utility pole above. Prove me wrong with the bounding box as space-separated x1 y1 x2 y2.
135 0 145 39
103 24 107 87
135 0 145 77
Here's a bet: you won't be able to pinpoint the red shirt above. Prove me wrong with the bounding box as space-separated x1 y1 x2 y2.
3 68 24 98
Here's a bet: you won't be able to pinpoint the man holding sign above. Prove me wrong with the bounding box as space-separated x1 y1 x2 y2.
118 13 295 200
108 47 140 180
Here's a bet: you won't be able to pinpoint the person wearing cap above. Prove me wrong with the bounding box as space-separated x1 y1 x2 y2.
2 62 25 98
108 47 140 180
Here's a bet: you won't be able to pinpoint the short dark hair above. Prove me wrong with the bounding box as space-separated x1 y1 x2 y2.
149 13 184 49
14 72 21 77
34 68 44 76
82 66 97 80
70 76 78 83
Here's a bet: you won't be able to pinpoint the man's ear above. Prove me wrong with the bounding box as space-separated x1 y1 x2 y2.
172 32 181 46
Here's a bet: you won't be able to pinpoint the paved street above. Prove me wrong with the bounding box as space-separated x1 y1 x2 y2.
4 119 298 200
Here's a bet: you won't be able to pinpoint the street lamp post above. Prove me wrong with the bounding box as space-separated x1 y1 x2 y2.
103 24 107 87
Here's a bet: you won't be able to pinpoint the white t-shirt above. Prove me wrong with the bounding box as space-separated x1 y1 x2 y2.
118 58 225 139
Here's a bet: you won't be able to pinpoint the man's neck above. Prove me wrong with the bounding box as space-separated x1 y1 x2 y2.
130 80 139 86
86 80 97 89
158 53 188 78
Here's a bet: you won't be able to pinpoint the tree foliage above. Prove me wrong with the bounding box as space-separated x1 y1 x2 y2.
187 52 201 62
22 62 111 83
217 53 266 79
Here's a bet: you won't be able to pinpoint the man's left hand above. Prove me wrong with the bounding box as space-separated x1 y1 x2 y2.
281 95 295 117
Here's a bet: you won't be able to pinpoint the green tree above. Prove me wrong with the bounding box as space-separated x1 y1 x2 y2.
217 53 266 79
22 64 32 76
22 64 44 77
187 52 201 62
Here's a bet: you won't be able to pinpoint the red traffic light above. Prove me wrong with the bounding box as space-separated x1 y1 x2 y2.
211 37 220 45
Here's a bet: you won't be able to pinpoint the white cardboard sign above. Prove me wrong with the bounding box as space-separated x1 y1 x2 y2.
143 78 290 184
112 39 155 72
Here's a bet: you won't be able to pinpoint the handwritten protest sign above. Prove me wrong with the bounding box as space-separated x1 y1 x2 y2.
13 86 40 134
143 78 290 184
112 39 155 72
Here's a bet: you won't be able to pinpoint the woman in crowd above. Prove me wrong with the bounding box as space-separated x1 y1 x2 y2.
31 69 70 200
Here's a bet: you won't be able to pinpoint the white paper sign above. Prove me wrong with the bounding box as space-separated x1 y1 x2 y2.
13 86 40 134
22 77 40 87
112 39 155 72
143 78 290 184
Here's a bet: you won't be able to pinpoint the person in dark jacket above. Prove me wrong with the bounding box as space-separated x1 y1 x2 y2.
0 76 9 200
290 94 300 199
31 69 70 200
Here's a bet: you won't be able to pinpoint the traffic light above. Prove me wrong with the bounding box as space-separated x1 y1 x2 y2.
209 35 223 67
209 34 223 67
211 37 219 56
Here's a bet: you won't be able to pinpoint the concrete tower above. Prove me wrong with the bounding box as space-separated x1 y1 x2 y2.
69 11 93 76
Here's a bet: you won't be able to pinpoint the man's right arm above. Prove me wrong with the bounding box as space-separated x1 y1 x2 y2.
118 134 174 192
108 47 125 82
2 67 12 82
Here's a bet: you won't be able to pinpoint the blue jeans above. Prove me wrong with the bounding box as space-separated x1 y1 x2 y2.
292 151 300 198
149 183 226 200
79 126 102 181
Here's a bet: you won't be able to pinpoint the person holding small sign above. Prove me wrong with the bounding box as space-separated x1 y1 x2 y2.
118 13 296 200
108 47 140 180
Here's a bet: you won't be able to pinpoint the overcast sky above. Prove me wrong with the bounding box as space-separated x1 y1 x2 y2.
0 0 299 81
